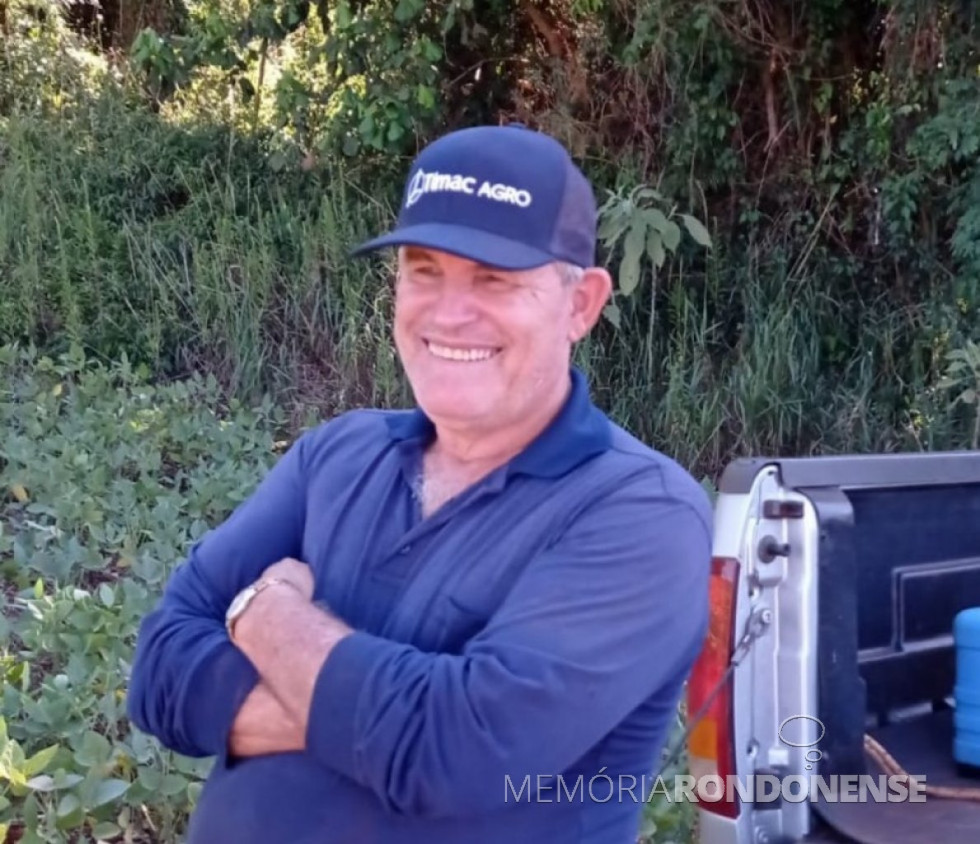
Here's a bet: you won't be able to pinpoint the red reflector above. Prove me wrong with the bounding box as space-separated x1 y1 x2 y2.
687 556 740 818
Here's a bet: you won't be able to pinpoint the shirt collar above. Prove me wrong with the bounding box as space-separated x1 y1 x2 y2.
384 367 611 479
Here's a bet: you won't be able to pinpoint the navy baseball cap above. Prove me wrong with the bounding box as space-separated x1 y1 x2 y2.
350 124 597 270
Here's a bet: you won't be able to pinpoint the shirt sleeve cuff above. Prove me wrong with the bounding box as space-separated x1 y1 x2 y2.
182 640 260 757
305 630 396 781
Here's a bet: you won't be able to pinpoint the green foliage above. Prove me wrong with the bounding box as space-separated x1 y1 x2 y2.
125 0 495 159
4 0 979 474
0 0 110 116
0 344 292 841
0 38 407 418
939 340 980 449
596 184 712 328
313 0 449 157
638 711 698 844
130 28 181 101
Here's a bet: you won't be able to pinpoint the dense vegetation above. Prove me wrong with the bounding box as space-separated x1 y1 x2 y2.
1 348 268 842
1 0 978 840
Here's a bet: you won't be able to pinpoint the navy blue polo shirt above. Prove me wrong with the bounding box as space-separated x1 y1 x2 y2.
127 368 712 844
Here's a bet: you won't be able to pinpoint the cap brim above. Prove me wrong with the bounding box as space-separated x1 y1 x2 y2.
350 223 558 270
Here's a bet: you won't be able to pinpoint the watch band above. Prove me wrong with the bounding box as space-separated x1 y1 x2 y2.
225 576 295 639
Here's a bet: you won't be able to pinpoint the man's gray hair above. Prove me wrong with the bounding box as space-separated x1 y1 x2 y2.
556 262 585 286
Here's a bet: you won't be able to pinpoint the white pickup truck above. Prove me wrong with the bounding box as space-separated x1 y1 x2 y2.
685 452 980 844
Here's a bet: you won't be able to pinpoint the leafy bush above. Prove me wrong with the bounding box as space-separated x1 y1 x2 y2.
0 344 290 842
125 0 514 161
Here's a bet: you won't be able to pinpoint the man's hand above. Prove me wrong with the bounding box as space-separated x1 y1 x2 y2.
225 557 316 758
260 557 314 600
232 583 352 735
228 683 305 758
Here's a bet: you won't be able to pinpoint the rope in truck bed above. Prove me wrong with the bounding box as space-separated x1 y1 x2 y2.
864 734 980 803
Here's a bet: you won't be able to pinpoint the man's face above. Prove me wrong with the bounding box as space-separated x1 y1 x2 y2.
393 247 608 434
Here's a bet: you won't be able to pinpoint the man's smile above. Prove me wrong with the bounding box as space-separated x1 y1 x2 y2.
424 340 502 362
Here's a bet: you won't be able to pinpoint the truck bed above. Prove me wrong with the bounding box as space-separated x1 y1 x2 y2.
804 459 980 844
813 708 980 844
718 452 980 844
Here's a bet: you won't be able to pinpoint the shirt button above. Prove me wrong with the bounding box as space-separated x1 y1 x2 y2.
400 544 412 554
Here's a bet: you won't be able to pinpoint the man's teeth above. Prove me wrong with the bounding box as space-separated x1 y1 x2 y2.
427 342 497 362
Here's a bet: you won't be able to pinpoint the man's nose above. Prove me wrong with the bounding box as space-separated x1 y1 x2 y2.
428 285 480 326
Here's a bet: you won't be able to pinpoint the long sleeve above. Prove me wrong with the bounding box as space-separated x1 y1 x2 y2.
126 432 311 758
304 473 712 818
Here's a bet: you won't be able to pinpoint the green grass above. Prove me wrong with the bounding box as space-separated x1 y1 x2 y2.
0 93 410 427
578 239 975 481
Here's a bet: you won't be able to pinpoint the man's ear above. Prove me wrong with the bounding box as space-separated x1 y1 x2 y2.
568 267 613 342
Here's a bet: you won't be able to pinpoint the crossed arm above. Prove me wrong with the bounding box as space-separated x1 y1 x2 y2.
127 433 712 817
225 559 352 758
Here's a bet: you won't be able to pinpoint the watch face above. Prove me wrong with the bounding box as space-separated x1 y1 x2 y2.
227 586 255 622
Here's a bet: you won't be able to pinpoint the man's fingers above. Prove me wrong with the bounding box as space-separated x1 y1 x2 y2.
266 556 305 569
263 557 307 576
261 558 315 598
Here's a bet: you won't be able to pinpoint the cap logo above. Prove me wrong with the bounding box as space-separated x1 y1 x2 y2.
405 168 533 210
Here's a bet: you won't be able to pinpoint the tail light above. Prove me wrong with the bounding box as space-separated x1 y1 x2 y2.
686 556 741 818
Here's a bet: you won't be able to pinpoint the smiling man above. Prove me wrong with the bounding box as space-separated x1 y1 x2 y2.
127 124 713 844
